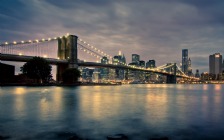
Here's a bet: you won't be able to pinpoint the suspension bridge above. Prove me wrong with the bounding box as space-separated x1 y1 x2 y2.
0 34 199 83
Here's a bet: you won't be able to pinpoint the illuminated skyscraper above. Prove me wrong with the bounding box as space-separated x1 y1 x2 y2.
187 58 193 76
209 53 222 75
182 49 188 74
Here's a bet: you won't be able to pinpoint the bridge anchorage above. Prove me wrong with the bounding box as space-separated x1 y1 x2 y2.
0 34 199 84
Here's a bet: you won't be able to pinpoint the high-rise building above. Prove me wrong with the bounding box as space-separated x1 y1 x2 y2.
112 52 126 80
139 60 145 67
182 49 188 74
187 58 193 76
222 60 224 72
92 68 100 83
209 53 222 76
146 60 156 68
132 54 140 64
100 56 109 81
81 68 94 82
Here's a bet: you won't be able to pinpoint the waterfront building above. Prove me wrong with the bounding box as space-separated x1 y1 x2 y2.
92 68 100 83
187 58 193 76
81 68 94 82
195 69 200 78
182 49 188 74
146 60 156 69
100 56 109 82
209 53 222 78
112 51 126 81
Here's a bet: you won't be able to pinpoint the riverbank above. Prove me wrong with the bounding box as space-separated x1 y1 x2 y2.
0 82 122 86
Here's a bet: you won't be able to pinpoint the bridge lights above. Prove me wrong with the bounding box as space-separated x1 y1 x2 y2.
21 41 24 43
5 42 8 45
36 39 39 43
19 53 22 56
13 41 17 44
42 38 45 41
29 40 32 43
48 38 51 41
43 55 47 58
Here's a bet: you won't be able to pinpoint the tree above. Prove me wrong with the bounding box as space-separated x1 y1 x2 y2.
62 68 81 84
21 57 52 83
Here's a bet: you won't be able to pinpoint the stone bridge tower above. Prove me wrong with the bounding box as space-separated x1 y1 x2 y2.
56 35 78 81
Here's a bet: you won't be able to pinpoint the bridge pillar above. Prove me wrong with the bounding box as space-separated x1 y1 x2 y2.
166 63 177 84
56 35 78 82
67 35 78 68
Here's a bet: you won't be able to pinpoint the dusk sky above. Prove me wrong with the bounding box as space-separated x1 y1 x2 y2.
1 0 224 74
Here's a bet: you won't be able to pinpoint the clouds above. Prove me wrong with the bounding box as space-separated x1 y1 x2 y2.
1 0 224 73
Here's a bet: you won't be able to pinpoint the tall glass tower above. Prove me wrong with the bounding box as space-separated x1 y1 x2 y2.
182 49 188 74
209 53 222 75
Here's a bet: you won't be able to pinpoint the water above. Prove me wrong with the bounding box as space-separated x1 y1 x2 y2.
0 84 224 140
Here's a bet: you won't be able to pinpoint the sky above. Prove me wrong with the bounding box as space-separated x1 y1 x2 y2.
1 0 224 74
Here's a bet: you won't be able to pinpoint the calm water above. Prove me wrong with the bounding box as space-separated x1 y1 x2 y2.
0 84 224 140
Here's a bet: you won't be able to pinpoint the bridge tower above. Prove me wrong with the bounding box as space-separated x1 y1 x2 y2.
56 35 78 81
166 63 177 84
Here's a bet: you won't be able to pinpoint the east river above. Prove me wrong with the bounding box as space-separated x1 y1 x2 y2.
0 84 224 140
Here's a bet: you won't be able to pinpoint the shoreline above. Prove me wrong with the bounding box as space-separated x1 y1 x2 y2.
0 82 122 87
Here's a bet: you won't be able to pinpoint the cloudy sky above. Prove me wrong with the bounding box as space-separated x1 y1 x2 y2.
1 0 224 74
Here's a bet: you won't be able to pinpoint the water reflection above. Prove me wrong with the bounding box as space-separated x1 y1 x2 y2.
0 85 224 140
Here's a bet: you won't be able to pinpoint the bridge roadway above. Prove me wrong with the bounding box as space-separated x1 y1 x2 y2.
0 53 187 78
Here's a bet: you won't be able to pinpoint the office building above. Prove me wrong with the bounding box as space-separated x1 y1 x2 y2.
182 49 188 74
195 69 200 78
139 60 145 67
112 51 126 80
146 60 156 68
92 68 100 83
100 56 109 81
209 53 222 76
132 54 140 64
187 58 193 76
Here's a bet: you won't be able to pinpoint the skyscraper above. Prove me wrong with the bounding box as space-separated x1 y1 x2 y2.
209 53 222 76
112 52 126 80
187 58 193 76
182 49 188 74
132 54 140 64
100 56 109 81
146 60 156 68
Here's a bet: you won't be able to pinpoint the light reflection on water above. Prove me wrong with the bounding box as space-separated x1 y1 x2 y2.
0 84 224 140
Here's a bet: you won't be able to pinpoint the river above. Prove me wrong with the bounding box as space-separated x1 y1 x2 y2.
0 84 224 140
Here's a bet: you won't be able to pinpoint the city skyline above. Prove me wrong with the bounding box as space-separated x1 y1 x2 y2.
1 0 224 73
